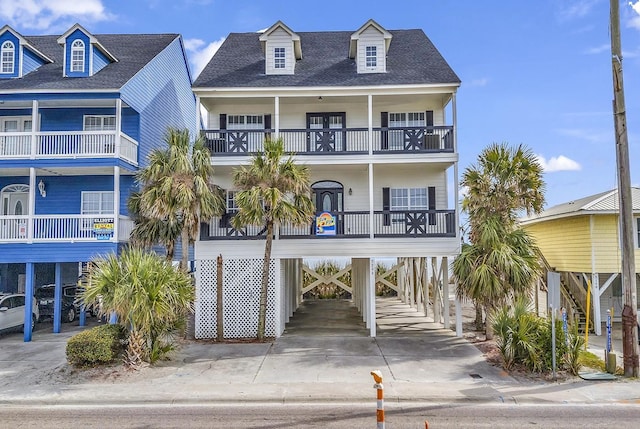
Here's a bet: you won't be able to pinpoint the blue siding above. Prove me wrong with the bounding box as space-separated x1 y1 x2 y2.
92 48 109 74
120 37 196 168
0 93 119 102
120 175 136 215
0 108 31 117
64 30 90 78
122 107 140 141
22 47 44 75
40 107 116 132
0 158 138 171
0 31 20 78
0 242 118 264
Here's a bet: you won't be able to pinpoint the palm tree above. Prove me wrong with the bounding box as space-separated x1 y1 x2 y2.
80 247 195 365
454 143 545 333
131 128 225 270
232 138 314 340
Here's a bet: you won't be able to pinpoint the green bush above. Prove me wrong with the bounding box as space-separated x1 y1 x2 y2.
66 324 126 367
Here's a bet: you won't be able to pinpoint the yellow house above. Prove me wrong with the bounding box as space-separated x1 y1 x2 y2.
521 187 640 335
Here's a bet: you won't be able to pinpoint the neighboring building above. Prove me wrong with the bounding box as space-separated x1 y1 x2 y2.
521 188 640 334
192 20 461 339
0 24 196 340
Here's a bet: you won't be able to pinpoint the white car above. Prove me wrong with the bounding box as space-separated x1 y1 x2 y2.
0 293 39 333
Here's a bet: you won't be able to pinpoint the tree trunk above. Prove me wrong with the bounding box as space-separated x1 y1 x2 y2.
257 221 274 340
474 302 483 331
484 305 494 340
180 229 190 272
216 254 224 341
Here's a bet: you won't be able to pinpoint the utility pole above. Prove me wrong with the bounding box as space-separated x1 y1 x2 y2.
610 0 639 378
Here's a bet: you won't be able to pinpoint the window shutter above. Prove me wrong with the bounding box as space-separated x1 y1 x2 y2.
428 186 436 225
381 112 389 150
426 111 434 131
219 188 229 228
382 187 390 226
264 114 272 141
425 111 437 149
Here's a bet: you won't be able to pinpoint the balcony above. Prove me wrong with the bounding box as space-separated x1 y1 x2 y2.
0 215 132 243
0 131 138 164
203 126 454 156
200 210 456 241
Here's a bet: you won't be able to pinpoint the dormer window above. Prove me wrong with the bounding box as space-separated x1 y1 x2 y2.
71 39 85 72
365 46 377 68
274 47 286 69
1 41 14 74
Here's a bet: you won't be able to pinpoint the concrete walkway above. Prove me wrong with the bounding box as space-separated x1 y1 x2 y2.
0 297 638 406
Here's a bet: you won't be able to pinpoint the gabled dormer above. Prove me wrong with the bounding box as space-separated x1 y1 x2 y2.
0 25 52 79
57 23 117 78
259 21 302 75
349 19 392 74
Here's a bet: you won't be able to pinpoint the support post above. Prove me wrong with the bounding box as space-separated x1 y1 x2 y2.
53 263 62 334
443 256 450 329
24 262 35 342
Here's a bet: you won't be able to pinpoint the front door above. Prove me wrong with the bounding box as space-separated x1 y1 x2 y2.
306 112 346 152
1 185 29 240
312 181 344 235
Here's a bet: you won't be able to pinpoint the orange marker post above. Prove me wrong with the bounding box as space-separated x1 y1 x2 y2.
371 370 384 429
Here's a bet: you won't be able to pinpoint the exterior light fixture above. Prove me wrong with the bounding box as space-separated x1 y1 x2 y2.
38 179 46 197
348 188 353 195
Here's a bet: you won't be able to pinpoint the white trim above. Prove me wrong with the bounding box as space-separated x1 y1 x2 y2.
71 39 85 73
1 40 15 74
89 45 94 76
18 45 23 77
193 83 461 97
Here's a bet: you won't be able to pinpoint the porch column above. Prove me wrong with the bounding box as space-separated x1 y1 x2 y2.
195 95 201 134
115 99 122 158
368 258 376 337
368 163 374 239
274 96 280 138
367 94 372 156
53 263 62 334
591 273 602 335
443 256 450 329
455 282 463 337
28 168 35 242
452 92 460 245
113 166 120 242
30 100 38 159
23 262 35 342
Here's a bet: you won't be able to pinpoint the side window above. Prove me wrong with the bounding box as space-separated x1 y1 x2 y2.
14 295 25 308
0 297 8 309
366 46 377 68
1 41 15 74
274 47 285 69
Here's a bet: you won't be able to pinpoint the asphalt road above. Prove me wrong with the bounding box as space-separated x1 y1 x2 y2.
2 403 640 428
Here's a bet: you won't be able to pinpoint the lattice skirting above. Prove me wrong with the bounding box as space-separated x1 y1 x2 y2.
195 258 281 339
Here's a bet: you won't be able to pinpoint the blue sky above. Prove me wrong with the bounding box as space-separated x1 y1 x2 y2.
2 0 640 209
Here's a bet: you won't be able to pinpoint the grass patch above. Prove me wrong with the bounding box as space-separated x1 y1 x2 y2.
578 350 605 371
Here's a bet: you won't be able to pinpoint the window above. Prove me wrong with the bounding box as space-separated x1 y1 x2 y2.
81 191 114 215
274 47 285 69
227 115 263 129
390 188 428 211
227 191 239 213
389 112 426 127
1 41 14 74
71 39 85 72
365 46 377 68
83 115 116 131
637 218 640 248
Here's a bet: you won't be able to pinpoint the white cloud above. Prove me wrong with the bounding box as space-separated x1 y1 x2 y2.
467 78 489 87
0 0 113 31
585 44 610 54
556 128 611 144
629 1 640 29
536 155 582 172
558 0 599 21
183 37 225 80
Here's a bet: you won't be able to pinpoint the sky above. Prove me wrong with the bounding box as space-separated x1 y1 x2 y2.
2 0 640 210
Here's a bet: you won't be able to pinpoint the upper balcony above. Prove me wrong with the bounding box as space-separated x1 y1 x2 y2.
0 131 138 165
203 125 453 157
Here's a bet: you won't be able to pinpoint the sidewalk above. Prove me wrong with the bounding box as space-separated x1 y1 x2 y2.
0 299 638 407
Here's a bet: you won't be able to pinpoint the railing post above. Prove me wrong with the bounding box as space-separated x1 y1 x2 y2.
115 99 122 158
31 100 38 159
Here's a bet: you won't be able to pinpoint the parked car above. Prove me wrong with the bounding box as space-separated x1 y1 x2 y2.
35 284 79 323
0 293 39 333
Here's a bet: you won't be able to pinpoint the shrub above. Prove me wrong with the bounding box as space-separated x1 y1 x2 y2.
66 324 126 367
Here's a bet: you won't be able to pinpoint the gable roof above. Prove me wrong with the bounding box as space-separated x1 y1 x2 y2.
56 23 118 62
349 19 392 59
259 20 302 60
0 33 179 92
520 187 640 225
193 28 460 88
0 25 53 63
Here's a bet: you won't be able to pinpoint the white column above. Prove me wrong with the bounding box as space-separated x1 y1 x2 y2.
28 167 35 242
443 256 450 329
367 94 373 156
113 166 120 242
368 258 376 337
115 99 122 158
30 100 38 159
369 163 374 239
455 285 463 337
453 92 460 245
591 273 602 335
195 95 202 135
274 96 280 138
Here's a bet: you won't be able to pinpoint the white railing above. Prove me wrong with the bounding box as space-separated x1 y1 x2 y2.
0 131 138 163
0 214 136 242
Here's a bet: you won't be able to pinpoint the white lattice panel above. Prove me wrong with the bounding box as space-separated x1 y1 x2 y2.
196 258 281 339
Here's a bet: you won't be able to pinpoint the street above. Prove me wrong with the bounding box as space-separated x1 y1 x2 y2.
2 403 640 428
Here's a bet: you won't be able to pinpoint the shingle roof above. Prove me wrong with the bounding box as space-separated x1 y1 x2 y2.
0 33 179 92
193 29 460 88
520 187 640 224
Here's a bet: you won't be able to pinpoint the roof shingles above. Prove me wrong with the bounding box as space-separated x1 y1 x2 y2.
0 33 179 91
193 29 460 88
